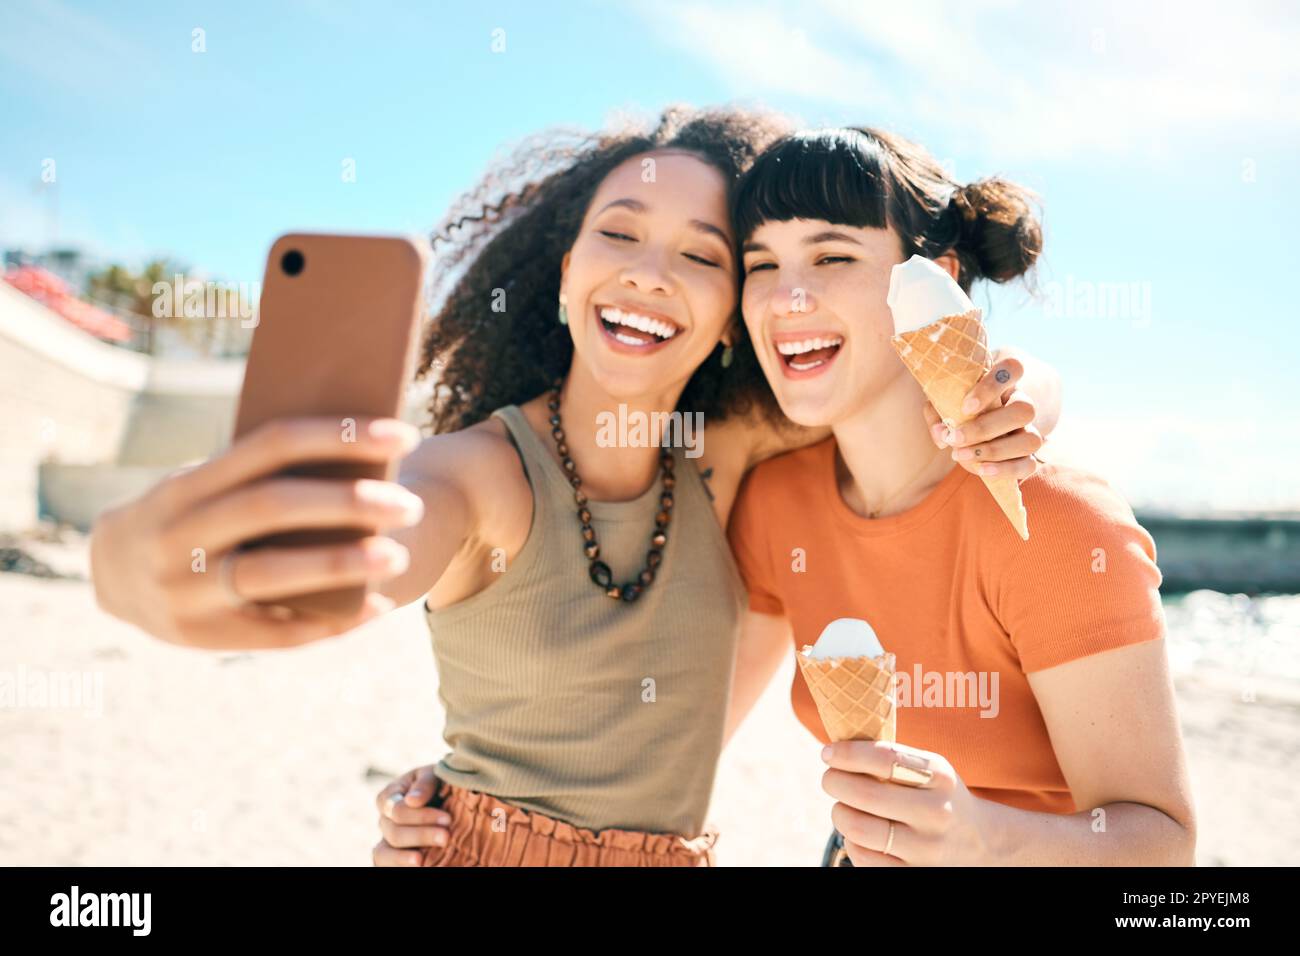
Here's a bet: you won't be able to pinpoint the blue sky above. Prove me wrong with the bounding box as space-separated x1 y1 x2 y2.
1 0 1295 510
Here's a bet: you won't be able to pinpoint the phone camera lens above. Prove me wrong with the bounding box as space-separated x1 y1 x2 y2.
281 250 305 276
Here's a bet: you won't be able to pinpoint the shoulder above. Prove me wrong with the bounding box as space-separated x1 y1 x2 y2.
727 439 836 605
698 409 765 480
703 406 826 472
400 412 531 521
976 461 1159 581
1018 462 1148 538
979 462 1165 673
748 436 836 484
731 437 834 524
697 407 812 523
402 415 520 480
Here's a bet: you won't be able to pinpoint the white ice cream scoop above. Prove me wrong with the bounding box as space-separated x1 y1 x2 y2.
887 254 976 334
804 617 885 660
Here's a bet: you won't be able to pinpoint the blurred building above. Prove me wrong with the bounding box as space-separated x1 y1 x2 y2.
0 276 430 532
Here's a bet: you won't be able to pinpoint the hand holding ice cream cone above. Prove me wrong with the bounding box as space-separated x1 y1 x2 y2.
800 618 995 865
796 618 897 744
820 736 992 866
888 255 1032 540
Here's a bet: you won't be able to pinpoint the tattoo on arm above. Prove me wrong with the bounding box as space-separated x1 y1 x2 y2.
699 467 715 502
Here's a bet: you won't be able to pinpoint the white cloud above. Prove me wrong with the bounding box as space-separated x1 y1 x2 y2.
1045 411 1300 513
640 0 1300 161
0 0 164 96
640 2 886 109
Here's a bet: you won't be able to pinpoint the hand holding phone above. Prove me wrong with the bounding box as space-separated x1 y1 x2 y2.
231 232 429 617
90 232 430 649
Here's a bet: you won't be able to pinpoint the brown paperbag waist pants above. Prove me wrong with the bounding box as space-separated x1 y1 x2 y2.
419 777 718 867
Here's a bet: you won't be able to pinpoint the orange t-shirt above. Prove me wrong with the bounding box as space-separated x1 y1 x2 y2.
727 438 1166 815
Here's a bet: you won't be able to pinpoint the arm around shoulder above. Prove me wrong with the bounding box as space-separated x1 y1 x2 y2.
993 345 1062 438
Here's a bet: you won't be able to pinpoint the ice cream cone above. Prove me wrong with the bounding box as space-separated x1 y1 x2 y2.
796 648 897 743
891 308 1030 540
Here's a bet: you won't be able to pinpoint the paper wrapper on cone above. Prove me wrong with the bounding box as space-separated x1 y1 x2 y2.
891 308 1030 540
796 647 897 743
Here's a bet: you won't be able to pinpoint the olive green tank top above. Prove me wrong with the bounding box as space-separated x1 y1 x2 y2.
423 404 746 838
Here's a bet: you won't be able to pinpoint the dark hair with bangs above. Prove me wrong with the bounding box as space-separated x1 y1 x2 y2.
732 126 1042 294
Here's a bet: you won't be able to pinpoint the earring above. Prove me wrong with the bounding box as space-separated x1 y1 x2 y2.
557 293 568 326
720 344 734 368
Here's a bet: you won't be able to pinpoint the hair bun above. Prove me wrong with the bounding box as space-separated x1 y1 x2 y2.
952 178 1043 283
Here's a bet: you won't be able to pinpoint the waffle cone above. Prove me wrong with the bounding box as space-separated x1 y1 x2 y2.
796 649 897 743
891 308 1029 540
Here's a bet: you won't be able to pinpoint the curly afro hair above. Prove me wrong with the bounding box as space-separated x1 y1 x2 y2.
419 104 792 433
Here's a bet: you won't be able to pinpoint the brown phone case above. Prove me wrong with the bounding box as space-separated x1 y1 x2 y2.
232 232 428 617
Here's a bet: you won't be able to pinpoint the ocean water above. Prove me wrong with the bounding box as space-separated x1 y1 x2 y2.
1162 591 1300 683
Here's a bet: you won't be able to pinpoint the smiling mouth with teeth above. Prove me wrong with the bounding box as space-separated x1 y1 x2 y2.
598 306 682 348
776 335 844 371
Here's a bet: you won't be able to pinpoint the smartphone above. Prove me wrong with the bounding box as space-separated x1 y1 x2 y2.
232 232 428 617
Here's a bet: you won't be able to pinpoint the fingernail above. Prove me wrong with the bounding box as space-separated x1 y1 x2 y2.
381 545 411 574
369 418 420 448
948 429 964 445
360 481 412 508
930 424 948 447
962 396 980 415
980 463 999 476
821 745 833 762
364 539 404 572
371 488 424 522
408 787 423 799
439 813 452 826
953 448 974 462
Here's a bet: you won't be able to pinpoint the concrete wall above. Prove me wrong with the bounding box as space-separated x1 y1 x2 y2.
0 282 244 531
1138 513 1300 594
1 281 434 532
1 282 143 529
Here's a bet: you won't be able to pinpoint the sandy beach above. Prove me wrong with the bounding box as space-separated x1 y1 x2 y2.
1 532 1295 867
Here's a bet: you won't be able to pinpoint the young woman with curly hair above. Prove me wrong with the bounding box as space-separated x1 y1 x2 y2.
90 106 1058 866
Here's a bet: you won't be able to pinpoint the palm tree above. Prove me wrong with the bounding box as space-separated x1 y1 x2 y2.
85 259 252 357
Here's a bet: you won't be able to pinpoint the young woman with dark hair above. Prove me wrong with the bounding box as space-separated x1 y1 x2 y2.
722 126 1193 866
